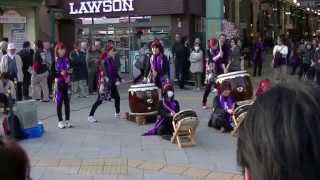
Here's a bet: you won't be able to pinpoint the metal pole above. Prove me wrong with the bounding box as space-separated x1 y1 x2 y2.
50 9 55 44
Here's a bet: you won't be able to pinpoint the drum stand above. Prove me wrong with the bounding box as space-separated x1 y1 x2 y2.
171 117 199 148
127 112 158 126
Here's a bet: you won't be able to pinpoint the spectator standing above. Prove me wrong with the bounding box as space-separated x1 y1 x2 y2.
253 37 265 76
0 43 23 101
189 42 203 90
272 37 289 83
172 34 190 89
134 43 150 83
227 38 244 72
31 40 49 102
43 41 54 98
0 41 8 60
18 41 34 99
86 41 102 94
69 42 88 98
299 42 315 80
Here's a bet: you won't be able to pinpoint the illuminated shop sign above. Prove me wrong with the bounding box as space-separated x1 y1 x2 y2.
69 0 134 15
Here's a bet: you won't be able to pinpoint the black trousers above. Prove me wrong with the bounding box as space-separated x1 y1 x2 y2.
202 83 213 105
253 62 262 76
134 69 145 83
57 88 70 122
299 64 311 79
47 72 54 95
176 64 188 89
16 82 23 101
23 72 31 98
89 84 120 116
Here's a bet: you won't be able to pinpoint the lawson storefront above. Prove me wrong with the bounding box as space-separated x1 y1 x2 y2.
49 0 205 74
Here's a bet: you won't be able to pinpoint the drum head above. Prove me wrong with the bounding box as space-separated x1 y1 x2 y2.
129 83 158 92
216 71 250 83
173 110 197 123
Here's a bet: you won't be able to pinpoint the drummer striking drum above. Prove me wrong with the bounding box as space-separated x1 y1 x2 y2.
144 39 170 89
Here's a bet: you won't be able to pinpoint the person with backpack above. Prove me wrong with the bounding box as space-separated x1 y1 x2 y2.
272 36 288 83
31 40 49 102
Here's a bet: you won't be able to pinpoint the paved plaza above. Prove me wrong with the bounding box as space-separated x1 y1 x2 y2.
19 61 296 180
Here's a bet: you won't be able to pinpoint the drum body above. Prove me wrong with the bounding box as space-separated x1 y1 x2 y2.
128 83 159 115
173 110 198 123
216 71 253 102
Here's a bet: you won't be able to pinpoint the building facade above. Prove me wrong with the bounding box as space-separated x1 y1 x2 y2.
0 0 43 49
45 0 205 73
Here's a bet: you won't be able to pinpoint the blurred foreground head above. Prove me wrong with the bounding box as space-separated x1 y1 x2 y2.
238 82 320 180
0 138 30 180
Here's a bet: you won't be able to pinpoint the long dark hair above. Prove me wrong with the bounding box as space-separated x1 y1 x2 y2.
237 82 320 180
0 138 30 180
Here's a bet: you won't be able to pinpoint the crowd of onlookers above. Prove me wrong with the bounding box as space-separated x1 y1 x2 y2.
0 38 122 103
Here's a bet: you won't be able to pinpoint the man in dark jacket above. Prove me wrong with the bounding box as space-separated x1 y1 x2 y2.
70 42 88 98
172 34 189 89
18 41 34 99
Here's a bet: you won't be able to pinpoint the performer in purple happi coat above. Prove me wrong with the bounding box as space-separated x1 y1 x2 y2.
144 39 170 89
54 42 72 129
143 83 180 139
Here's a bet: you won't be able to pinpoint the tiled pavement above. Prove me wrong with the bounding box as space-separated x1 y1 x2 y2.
19 56 299 179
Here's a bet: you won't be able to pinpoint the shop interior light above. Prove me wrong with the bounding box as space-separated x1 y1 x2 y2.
307 8 310 11
285 12 291 15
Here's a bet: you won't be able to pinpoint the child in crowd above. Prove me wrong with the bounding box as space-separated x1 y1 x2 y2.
208 81 234 133
54 42 72 129
143 83 180 140
0 72 15 114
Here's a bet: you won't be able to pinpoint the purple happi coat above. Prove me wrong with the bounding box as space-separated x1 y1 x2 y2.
219 95 233 126
55 57 70 103
143 99 179 136
150 54 169 88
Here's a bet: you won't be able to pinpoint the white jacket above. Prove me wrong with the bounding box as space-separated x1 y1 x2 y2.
0 54 23 82
189 50 204 73
273 45 288 58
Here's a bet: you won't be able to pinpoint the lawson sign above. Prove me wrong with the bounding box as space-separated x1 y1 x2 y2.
68 0 135 15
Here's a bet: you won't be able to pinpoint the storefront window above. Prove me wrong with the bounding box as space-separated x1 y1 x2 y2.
76 16 171 74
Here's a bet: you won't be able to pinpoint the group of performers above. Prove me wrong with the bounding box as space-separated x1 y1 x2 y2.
52 36 269 139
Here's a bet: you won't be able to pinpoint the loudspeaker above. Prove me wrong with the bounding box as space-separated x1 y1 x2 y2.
15 100 38 129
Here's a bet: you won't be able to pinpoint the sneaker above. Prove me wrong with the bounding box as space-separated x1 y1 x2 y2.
58 122 65 129
88 116 97 123
114 113 120 118
65 121 72 128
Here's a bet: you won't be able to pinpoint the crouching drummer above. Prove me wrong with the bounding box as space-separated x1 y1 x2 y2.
143 83 180 140
208 81 234 133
